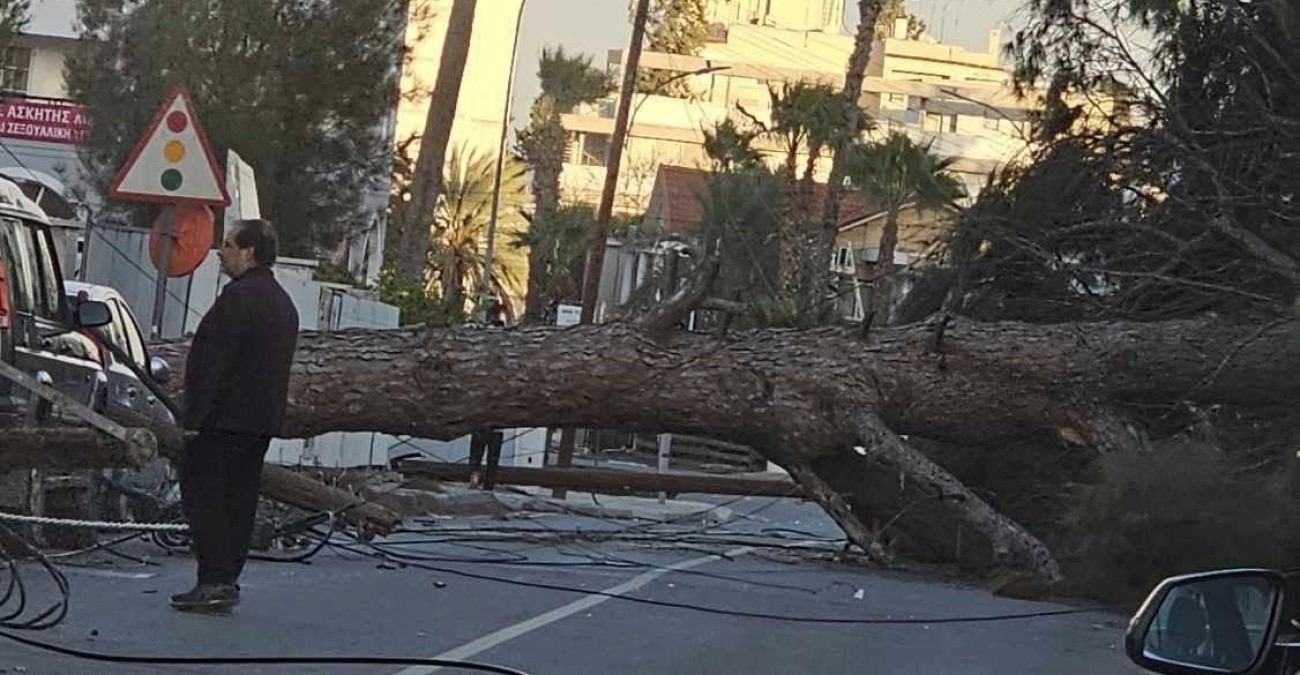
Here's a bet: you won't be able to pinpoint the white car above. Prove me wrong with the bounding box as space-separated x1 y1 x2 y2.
64 280 175 427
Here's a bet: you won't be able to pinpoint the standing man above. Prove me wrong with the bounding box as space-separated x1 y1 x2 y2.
171 219 299 613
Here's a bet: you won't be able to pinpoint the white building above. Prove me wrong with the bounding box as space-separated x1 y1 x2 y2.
559 9 1046 215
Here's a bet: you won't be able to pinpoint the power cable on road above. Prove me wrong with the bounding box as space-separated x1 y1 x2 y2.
323 528 1132 626
0 628 536 675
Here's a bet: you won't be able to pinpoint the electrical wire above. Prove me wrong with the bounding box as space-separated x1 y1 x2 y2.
327 531 1130 625
0 522 70 630
0 628 535 674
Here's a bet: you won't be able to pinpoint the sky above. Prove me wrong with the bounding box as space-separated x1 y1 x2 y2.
28 0 78 37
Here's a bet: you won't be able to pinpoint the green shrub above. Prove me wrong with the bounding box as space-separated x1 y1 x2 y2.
1060 442 1300 602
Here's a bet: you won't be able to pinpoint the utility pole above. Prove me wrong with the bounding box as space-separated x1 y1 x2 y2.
577 0 652 324
474 0 528 323
553 0 653 497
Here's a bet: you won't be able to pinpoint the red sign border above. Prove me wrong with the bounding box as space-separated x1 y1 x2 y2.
108 86 231 206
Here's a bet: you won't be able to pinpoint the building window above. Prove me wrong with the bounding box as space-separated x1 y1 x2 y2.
820 0 837 28
1 46 31 94
922 112 959 133
832 246 852 271
580 133 610 167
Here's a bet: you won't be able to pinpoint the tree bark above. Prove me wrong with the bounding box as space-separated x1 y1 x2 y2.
393 0 478 281
134 316 1300 585
871 207 900 322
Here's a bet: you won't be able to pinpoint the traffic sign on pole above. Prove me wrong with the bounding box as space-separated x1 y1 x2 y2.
108 87 230 206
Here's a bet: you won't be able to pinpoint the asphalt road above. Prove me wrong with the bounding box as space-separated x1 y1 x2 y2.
0 496 1145 675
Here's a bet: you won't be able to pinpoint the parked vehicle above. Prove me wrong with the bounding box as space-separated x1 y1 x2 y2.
1126 568 1300 674
0 177 112 423
62 283 182 530
64 280 175 426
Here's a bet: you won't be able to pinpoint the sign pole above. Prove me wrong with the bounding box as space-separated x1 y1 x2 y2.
150 207 175 340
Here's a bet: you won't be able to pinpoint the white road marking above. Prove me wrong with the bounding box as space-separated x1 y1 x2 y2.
57 568 157 580
390 546 755 675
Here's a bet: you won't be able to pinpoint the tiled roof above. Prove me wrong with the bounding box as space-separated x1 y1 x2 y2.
645 165 879 235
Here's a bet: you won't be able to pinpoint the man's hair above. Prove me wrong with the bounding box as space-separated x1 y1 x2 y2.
231 219 278 266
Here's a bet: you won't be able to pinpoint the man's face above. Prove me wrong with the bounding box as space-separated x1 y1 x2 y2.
219 227 255 278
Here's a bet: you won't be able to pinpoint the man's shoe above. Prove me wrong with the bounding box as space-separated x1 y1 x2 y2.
169 584 237 613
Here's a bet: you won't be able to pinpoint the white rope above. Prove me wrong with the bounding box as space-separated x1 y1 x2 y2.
0 510 188 532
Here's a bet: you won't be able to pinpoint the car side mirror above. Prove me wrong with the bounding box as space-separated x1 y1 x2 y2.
73 299 112 328
149 356 171 384
1126 569 1285 675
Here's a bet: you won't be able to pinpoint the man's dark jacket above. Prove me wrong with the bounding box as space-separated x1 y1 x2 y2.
183 266 299 436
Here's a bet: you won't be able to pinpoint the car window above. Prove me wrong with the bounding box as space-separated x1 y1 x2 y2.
64 330 102 365
0 217 38 315
112 298 147 368
29 224 65 320
86 294 130 367
97 295 127 363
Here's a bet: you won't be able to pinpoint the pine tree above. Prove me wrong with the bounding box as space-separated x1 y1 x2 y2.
67 0 405 257
516 46 612 322
0 1 25 49
638 0 710 97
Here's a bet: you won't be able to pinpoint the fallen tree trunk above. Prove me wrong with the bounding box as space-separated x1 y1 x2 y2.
108 317 1300 585
395 460 804 497
0 428 153 470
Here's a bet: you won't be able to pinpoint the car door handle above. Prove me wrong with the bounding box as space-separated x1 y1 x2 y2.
126 386 139 398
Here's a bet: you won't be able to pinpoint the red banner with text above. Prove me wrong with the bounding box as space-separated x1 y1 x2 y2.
0 98 88 145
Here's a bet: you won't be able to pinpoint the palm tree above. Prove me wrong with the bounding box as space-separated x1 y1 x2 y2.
517 46 614 321
392 0 479 281
814 0 884 322
845 131 965 323
752 82 851 303
428 146 530 320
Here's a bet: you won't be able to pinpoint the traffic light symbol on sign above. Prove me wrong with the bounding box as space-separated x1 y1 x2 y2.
108 88 230 206
160 110 190 192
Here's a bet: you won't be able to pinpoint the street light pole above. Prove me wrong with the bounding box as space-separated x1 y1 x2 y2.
474 0 528 323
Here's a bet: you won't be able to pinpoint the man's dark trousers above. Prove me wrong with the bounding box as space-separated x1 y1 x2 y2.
180 431 271 586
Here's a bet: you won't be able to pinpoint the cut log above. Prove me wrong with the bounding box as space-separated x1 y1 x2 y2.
257 464 402 537
394 460 804 497
135 316 1298 580
0 427 153 470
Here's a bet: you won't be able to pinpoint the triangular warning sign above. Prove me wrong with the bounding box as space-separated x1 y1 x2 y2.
109 87 230 206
